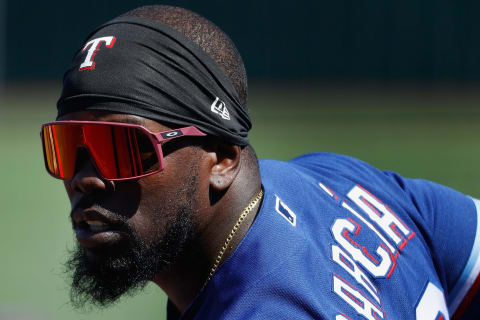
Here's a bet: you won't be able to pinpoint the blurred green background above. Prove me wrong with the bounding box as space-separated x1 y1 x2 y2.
2 1 480 319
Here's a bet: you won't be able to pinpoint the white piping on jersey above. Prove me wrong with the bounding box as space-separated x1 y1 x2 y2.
448 197 480 314
319 182 335 197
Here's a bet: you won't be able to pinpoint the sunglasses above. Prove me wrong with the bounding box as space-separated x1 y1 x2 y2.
41 121 206 181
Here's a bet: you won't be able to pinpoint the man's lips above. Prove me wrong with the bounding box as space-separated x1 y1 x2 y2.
71 209 128 249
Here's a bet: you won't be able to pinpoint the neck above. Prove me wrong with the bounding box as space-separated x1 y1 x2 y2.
153 152 262 313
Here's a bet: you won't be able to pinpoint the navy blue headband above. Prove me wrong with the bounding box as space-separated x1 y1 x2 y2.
57 16 251 146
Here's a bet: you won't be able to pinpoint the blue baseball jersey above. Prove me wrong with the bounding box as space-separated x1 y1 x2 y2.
167 153 480 319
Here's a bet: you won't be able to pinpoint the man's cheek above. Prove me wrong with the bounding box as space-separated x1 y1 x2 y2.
129 218 165 245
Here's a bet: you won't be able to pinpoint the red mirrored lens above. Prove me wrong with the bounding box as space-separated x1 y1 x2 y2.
42 123 160 180
42 123 81 179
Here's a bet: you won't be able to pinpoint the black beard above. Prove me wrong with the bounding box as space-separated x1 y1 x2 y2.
65 174 200 310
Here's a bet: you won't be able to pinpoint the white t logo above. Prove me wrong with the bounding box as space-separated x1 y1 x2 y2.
79 36 116 71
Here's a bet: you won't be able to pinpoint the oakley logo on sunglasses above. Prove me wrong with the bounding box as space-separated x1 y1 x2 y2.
79 36 117 71
160 130 183 139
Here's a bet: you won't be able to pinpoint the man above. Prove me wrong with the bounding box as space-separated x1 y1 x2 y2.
41 5 479 319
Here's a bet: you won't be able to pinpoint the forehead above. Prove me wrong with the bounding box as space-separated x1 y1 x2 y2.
57 110 171 132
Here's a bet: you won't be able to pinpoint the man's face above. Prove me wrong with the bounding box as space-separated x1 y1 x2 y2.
59 110 206 308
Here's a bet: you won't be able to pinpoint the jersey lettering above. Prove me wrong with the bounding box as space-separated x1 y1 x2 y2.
321 182 418 319
333 274 385 320
332 244 380 303
348 185 415 249
415 282 450 320
341 201 396 254
332 217 394 278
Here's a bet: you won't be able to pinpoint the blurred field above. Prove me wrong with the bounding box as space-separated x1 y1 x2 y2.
1 82 480 319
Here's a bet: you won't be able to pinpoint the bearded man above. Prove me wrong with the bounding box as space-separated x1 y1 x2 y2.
41 5 480 319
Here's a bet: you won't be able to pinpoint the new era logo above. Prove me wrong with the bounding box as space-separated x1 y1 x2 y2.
211 97 230 120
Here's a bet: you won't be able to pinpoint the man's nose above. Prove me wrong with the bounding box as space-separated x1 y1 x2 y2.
70 148 114 195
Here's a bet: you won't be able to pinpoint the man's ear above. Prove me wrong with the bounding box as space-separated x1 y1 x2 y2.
207 141 241 192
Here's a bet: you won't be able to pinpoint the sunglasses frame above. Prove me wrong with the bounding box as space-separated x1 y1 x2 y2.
41 120 206 181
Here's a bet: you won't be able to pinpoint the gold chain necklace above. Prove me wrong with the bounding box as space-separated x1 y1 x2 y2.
203 188 264 289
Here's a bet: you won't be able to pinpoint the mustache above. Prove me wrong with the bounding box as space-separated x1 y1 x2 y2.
69 196 130 228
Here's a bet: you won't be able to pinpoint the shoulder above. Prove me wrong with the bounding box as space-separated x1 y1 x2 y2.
260 152 385 177
259 152 370 176
290 152 386 179
259 152 394 193
259 152 364 168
